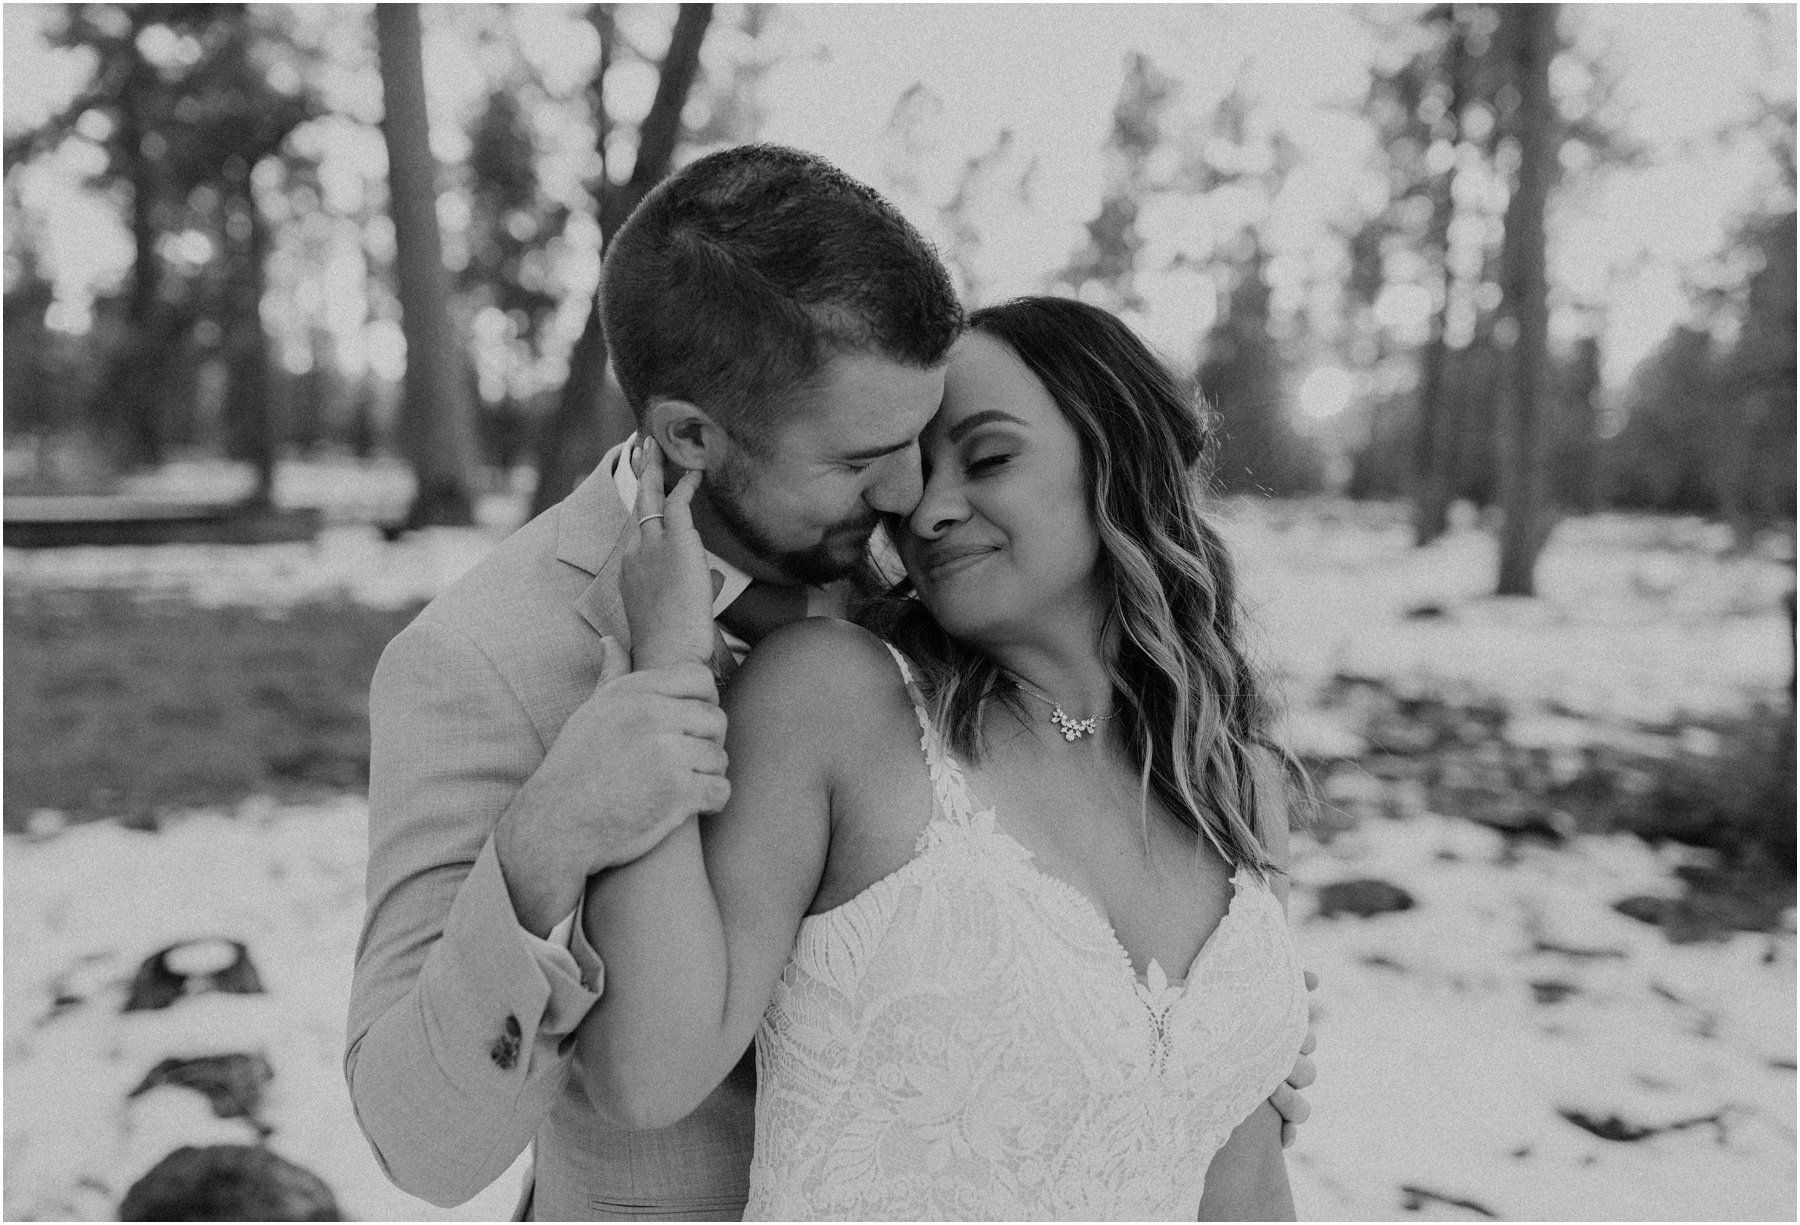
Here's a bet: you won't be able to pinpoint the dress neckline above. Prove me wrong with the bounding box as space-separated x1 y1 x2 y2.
880 641 1257 1004
965 801 1254 1001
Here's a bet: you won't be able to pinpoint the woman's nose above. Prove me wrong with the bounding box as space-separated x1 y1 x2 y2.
907 475 966 540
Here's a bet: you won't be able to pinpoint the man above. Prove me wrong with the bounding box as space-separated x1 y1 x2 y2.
346 144 1313 1220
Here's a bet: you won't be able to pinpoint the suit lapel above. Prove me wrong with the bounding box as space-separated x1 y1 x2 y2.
559 444 634 648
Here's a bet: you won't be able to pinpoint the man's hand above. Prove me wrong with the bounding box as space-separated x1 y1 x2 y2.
1269 969 1320 1149
494 643 729 937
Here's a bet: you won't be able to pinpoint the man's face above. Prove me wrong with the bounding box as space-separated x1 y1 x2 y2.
698 351 945 586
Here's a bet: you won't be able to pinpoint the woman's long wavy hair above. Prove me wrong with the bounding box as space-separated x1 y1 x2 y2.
861 295 1306 875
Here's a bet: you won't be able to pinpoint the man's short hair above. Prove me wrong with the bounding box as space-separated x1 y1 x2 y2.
601 144 963 449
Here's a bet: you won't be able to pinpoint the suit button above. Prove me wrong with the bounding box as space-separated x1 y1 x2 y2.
490 1014 522 1070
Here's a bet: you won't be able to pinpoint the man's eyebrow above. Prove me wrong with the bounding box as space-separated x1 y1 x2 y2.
946 409 1028 443
841 436 917 463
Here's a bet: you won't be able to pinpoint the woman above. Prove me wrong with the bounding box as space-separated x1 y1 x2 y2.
582 296 1311 1220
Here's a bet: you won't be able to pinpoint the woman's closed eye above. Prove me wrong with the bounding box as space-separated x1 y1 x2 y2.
966 452 1012 476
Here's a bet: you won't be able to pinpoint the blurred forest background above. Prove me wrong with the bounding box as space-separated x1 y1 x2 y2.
5 3 1793 557
4 0 1794 882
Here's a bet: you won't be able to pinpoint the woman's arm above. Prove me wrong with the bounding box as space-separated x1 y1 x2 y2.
1197 1101 1296 1221
573 438 828 1128
575 620 891 1129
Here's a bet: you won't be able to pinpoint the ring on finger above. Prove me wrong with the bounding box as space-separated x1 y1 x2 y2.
637 513 666 528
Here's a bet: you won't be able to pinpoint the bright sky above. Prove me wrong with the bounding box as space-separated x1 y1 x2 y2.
4 3 1794 399
753 4 1382 359
748 3 1795 387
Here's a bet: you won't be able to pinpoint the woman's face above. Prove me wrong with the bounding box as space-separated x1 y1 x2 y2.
898 331 1102 642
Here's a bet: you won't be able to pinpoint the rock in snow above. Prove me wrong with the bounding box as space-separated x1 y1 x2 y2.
119 1143 340 1221
128 1053 274 1132
1314 877 1417 919
124 940 265 1012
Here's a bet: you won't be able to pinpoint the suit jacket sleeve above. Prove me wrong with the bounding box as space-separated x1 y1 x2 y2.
345 614 604 1208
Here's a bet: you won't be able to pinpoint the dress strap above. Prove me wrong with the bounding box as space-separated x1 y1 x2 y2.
880 642 933 742
880 642 991 841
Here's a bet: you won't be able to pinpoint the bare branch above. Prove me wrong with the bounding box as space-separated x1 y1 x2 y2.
598 3 712 239
627 5 712 197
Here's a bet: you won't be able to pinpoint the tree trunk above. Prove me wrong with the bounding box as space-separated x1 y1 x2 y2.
376 2 480 530
1414 10 1467 546
92 46 167 473
1564 334 1602 513
527 2 714 520
1493 3 1558 596
222 185 276 506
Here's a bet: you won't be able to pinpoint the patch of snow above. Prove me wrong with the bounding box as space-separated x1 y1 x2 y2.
1216 501 1791 726
1283 707 1371 760
1286 812 1795 1221
1503 711 1675 759
4 524 506 612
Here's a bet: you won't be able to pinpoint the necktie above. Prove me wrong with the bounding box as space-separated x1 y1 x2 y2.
716 578 811 648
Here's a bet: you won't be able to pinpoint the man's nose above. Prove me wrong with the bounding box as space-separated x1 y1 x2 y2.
865 446 924 516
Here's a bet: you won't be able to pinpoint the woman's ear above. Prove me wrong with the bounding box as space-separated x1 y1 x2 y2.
644 399 727 475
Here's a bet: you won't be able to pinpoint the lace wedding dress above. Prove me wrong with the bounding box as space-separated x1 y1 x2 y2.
744 646 1310 1220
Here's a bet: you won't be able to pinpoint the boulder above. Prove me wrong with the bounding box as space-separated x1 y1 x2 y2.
1314 878 1416 919
119 1144 339 1221
128 1053 273 1131
123 940 263 1012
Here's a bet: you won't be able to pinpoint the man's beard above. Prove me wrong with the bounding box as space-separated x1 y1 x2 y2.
705 460 878 587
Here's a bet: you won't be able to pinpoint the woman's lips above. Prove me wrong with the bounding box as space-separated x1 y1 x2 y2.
917 544 997 583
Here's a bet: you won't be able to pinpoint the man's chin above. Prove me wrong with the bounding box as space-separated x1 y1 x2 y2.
766 522 873 585
774 534 872 586
700 479 873 586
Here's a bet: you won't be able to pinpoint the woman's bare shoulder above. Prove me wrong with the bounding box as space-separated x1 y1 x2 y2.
722 618 915 753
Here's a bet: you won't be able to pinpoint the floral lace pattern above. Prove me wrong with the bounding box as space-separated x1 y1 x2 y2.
745 646 1310 1221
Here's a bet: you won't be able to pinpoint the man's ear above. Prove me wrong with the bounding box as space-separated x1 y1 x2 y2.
643 399 728 475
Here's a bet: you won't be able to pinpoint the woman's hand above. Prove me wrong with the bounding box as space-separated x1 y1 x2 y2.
621 438 720 672
1270 969 1319 1148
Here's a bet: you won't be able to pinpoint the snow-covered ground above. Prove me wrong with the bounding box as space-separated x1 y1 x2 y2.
1219 499 1793 729
7 800 1790 1221
1287 812 1793 1221
5 468 1794 1220
4 799 528 1222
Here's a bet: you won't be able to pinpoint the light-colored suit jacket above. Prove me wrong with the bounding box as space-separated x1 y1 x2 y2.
346 448 754 1221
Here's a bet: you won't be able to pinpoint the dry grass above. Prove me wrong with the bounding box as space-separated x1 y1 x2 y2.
3 589 420 831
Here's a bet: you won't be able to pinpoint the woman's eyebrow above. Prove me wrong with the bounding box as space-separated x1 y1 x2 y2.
946 409 1028 443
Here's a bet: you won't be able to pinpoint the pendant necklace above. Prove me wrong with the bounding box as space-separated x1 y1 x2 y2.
1014 682 1116 742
